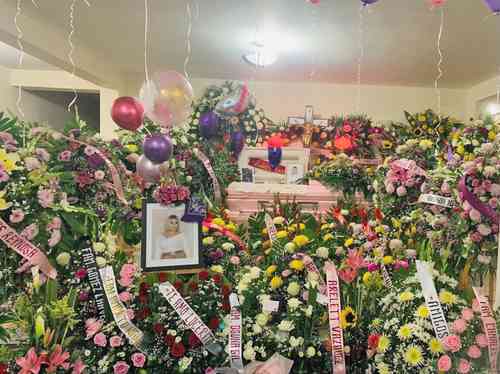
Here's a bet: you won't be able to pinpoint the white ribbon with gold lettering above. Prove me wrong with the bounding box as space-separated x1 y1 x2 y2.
99 266 144 347
418 193 454 208
264 213 278 244
415 261 449 339
229 293 244 371
472 287 499 372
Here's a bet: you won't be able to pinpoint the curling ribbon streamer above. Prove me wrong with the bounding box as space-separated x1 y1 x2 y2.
195 150 222 204
158 281 222 355
459 175 499 225
416 261 449 339
54 131 128 206
325 262 346 374
472 287 499 372
202 218 247 251
264 213 278 244
100 266 144 348
380 264 394 289
229 294 244 371
0 218 57 279
296 253 328 305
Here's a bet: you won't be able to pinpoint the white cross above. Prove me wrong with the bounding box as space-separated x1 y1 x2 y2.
287 105 329 128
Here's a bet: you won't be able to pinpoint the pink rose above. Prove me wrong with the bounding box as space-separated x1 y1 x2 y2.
441 182 451 194
109 336 123 348
281 269 292 277
131 352 146 368
94 170 105 180
396 186 407 197
467 345 481 359
489 198 498 208
9 209 25 223
118 276 134 288
451 319 467 334
24 156 41 171
443 334 462 353
113 361 130 374
472 299 481 313
58 150 72 162
126 309 135 320
205 369 216 374
119 291 132 303
37 188 54 208
469 209 481 222
85 318 102 339
47 216 62 231
93 332 107 347
470 232 483 243
437 355 452 372
461 308 474 322
75 268 87 280
120 263 137 280
475 334 488 348
477 224 492 236
490 183 500 196
229 256 240 265
457 359 471 374
21 223 39 240
35 148 50 162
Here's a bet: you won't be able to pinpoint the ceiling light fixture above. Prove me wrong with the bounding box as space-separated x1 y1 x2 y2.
243 42 278 67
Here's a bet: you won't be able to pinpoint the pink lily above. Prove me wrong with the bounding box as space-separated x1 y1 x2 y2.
46 345 70 373
16 348 43 374
71 359 86 374
346 249 366 271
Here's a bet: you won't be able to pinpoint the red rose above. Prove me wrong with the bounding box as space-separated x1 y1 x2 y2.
153 323 164 335
368 334 380 349
222 301 231 313
188 333 201 348
171 342 186 358
208 317 220 330
0 363 8 374
189 282 198 292
198 270 209 281
221 284 231 297
136 307 151 321
158 272 168 283
173 279 184 291
164 334 175 347
139 294 148 305
212 274 222 285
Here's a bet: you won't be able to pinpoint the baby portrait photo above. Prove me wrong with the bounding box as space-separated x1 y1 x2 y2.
141 203 201 272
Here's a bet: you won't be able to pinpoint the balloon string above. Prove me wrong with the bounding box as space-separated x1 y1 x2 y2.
356 4 365 114
14 0 24 118
434 7 444 117
184 1 192 80
31 0 38 8
144 0 150 83
309 6 318 81
67 0 77 112
496 67 500 105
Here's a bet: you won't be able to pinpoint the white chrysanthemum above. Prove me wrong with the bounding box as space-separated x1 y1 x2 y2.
277 320 295 332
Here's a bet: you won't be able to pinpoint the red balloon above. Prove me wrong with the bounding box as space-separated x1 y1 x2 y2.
111 96 144 131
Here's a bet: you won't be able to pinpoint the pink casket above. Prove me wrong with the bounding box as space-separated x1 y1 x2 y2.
226 181 340 223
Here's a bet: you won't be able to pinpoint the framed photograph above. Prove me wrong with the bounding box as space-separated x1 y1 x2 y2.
141 203 202 272
241 167 255 182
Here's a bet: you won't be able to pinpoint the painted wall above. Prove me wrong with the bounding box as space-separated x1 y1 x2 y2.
0 65 73 130
466 74 500 120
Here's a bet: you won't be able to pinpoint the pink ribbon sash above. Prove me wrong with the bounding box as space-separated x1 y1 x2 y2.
472 287 499 372
325 262 346 374
0 218 57 279
196 150 222 204
459 176 499 225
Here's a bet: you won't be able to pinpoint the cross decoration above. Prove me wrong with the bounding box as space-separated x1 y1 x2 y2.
287 105 329 128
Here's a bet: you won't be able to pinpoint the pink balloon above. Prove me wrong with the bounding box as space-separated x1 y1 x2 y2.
136 155 162 183
306 0 320 4
139 71 194 128
430 0 446 6
110 97 144 131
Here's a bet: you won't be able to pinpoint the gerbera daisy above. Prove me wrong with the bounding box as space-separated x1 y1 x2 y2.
404 345 424 367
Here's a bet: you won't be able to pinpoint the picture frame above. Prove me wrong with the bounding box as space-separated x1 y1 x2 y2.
141 202 202 272
286 163 304 184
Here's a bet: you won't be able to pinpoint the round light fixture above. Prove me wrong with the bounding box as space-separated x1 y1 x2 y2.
243 42 278 67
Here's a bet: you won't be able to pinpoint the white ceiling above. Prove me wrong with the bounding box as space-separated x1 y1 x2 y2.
0 41 57 70
9 0 500 88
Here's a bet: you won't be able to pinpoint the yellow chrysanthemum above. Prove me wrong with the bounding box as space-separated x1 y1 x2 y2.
270 276 283 289
362 272 373 286
0 191 11 211
344 238 354 247
377 363 391 374
456 144 465 155
225 223 236 232
288 223 305 233
125 144 139 153
375 225 385 234
488 131 497 141
323 233 334 241
428 338 444 354
340 307 357 329
398 291 414 302
261 228 268 235
382 256 394 265
416 305 429 319
276 230 288 239
202 226 209 233
391 218 402 229
397 324 413 340
404 345 424 367
439 290 457 305
320 224 329 231
265 265 278 277
289 259 304 271
293 235 309 248
212 218 225 227
377 336 390 352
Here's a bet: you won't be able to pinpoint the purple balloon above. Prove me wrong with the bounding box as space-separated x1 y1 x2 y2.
362 0 379 5
483 0 500 13
231 131 245 157
136 155 162 183
199 111 219 138
143 134 173 164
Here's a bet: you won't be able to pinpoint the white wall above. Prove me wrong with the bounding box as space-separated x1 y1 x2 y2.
0 65 73 129
191 79 468 123
466 74 500 120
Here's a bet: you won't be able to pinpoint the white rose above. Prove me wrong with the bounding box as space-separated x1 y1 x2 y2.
277 320 295 332
287 298 301 311
92 242 106 253
243 347 256 361
273 216 285 225
284 242 297 253
252 324 262 334
306 346 316 358
249 267 261 279
56 252 71 267
316 246 329 259
305 305 313 317
256 313 269 327
95 256 107 268
222 242 235 251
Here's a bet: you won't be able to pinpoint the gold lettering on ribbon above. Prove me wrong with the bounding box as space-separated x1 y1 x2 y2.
229 294 244 370
264 214 278 244
418 193 454 208
472 287 499 372
325 262 346 374
99 267 144 347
